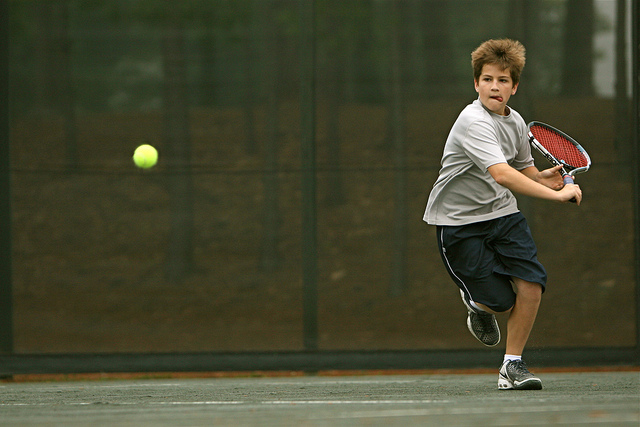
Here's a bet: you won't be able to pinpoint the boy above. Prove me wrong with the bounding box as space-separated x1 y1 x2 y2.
424 39 582 390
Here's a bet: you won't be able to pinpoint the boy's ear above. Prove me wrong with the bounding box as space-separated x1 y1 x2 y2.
474 79 480 92
512 82 519 95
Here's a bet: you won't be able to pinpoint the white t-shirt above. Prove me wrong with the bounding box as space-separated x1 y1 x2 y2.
424 99 534 226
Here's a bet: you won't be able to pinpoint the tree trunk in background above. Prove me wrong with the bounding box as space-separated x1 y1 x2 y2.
419 0 451 97
321 7 345 207
36 1 78 169
162 14 194 283
258 1 281 272
388 0 407 296
561 0 595 97
615 0 631 177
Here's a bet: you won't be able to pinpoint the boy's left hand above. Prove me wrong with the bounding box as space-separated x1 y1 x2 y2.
537 165 565 190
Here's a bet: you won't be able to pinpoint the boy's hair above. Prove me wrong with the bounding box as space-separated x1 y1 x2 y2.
471 39 526 85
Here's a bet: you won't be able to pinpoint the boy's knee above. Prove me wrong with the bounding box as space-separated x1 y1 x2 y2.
513 280 543 308
492 301 515 313
481 295 516 313
519 281 543 298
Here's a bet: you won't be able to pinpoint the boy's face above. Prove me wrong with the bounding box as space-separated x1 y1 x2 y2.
474 63 519 116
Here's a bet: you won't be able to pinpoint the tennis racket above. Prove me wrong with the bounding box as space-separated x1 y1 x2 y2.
527 121 591 187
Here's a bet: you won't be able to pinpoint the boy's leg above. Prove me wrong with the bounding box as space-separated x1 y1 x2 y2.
506 278 542 356
498 277 543 390
437 224 515 347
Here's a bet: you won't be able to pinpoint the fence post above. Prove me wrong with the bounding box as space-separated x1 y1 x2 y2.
300 0 318 351
0 0 13 355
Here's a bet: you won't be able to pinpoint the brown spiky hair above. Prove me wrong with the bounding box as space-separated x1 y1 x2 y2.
471 39 526 85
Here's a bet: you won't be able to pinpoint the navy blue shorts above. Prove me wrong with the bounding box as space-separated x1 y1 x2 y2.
436 212 547 312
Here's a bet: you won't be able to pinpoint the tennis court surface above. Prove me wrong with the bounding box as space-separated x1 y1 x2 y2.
1 369 638 426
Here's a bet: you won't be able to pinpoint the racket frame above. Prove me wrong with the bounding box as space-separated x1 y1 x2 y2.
527 121 591 185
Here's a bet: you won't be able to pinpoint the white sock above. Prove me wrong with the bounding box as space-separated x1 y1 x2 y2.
504 354 522 363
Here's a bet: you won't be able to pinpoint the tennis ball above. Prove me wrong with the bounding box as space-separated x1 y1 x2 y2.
133 144 158 169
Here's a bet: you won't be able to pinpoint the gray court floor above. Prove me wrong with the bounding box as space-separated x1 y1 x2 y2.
1 371 638 426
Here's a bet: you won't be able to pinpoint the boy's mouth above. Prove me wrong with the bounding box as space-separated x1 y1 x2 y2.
490 95 504 102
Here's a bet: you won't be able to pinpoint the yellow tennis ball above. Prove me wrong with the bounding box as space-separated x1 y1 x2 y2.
133 144 158 169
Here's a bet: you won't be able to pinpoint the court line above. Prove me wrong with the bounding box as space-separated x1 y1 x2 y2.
0 399 447 407
10 379 423 392
262 400 448 405
90 379 422 387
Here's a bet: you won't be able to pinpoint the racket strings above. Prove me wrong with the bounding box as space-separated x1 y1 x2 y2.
530 126 589 168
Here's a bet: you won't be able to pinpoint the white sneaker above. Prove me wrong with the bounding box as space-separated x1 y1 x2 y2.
498 359 543 390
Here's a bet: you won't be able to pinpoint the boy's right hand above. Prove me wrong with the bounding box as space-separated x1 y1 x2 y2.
558 182 582 205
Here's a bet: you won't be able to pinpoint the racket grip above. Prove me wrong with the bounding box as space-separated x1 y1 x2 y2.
563 174 577 203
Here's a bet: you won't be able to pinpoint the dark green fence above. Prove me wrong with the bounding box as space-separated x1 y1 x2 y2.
1 0 638 374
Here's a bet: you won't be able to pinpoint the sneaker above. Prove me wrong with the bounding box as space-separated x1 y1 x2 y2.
498 359 543 390
460 290 500 346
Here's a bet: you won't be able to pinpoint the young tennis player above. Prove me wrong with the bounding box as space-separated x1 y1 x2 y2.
424 39 582 390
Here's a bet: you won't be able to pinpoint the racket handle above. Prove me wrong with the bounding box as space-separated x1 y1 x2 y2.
563 174 577 203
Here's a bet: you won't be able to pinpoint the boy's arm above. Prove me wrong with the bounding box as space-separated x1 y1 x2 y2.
488 163 582 204
519 165 564 190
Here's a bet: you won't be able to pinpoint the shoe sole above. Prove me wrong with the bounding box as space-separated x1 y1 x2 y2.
466 315 500 346
498 374 543 390
461 289 500 346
